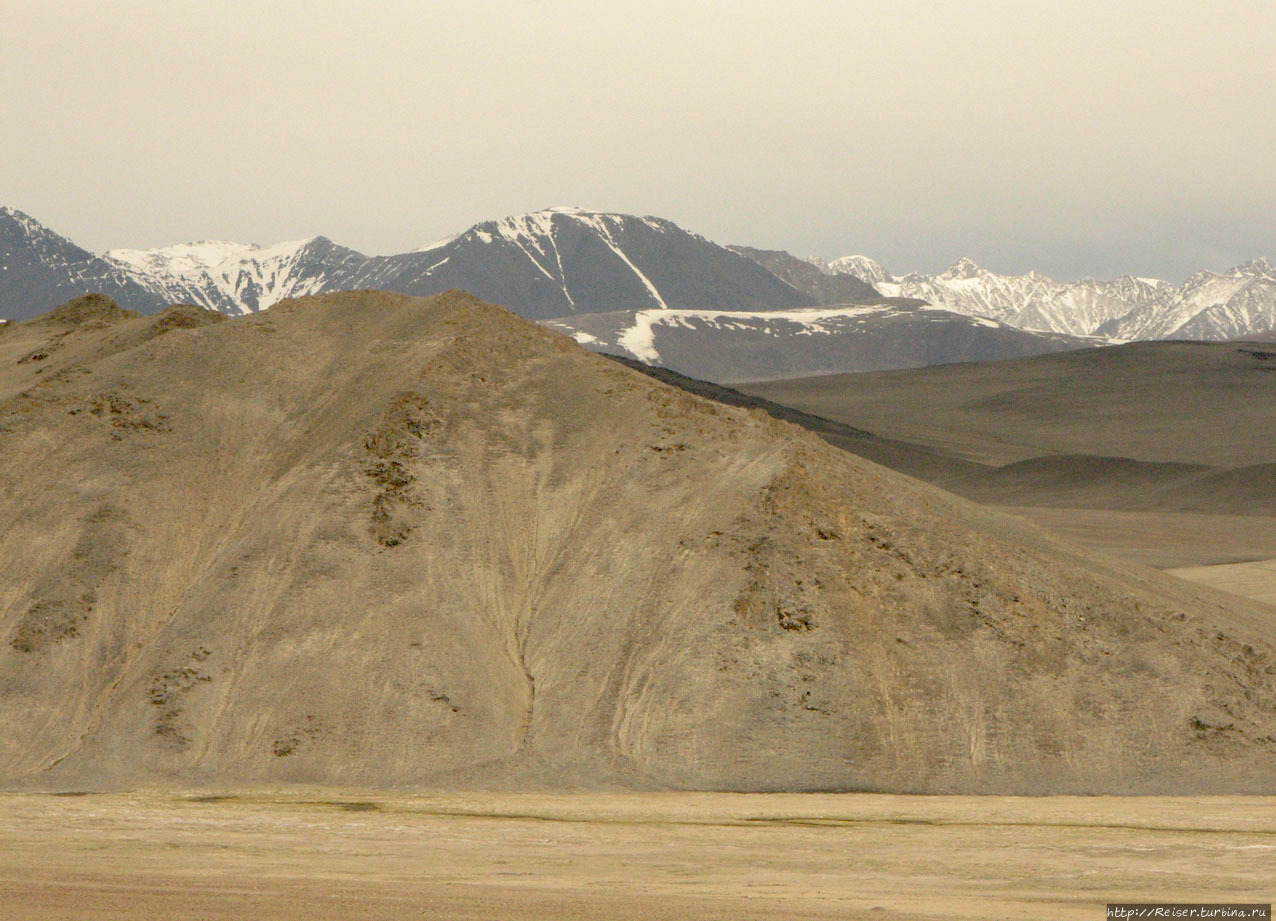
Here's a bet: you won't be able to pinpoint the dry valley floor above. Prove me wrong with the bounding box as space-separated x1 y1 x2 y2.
1 791 1272 921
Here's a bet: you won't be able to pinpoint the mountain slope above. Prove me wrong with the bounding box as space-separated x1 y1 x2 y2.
0 207 167 320
2 291 1274 795
743 340 1276 468
546 303 1108 382
728 245 886 305
739 339 1276 536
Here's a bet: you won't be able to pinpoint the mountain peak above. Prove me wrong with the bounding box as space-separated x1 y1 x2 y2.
942 257 984 278
1229 257 1275 277
0 205 53 240
827 254 891 285
244 236 325 260
489 206 675 229
462 207 672 250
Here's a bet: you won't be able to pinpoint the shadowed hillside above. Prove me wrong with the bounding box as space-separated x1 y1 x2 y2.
1 291 1275 794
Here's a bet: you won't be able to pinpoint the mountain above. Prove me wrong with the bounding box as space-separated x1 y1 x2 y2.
827 254 893 286
350 208 814 319
2 290 1274 795
827 254 1276 341
727 245 886 305
0 207 166 320
545 302 1109 382
3 206 812 322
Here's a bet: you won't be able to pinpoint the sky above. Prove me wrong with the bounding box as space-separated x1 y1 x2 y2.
3 0 1274 281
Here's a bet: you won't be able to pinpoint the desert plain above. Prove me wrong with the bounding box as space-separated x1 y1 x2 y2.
1 790 1273 920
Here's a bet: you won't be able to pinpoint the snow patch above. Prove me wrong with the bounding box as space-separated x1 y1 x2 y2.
611 305 909 363
617 311 663 361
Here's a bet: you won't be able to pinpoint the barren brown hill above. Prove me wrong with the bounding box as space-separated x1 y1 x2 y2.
1 291 1275 794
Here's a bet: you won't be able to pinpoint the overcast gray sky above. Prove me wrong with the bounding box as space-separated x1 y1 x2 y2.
3 0 1273 280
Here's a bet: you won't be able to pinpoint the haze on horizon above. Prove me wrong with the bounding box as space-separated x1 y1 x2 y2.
2 0 1273 282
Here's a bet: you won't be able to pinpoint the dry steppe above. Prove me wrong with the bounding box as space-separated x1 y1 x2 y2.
744 341 1276 469
1 292 1275 795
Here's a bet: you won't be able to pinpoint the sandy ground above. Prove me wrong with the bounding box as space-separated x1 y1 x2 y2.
0 791 1272 920
1169 558 1276 607
994 507 1276 569
992 507 1276 609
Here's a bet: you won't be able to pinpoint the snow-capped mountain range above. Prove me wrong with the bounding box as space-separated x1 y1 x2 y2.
3 204 1274 343
817 254 1276 340
1100 258 1276 340
1 205 810 322
2 206 808 322
105 237 369 314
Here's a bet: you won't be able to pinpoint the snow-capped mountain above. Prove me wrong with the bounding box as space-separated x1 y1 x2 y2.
826 254 893 287
0 206 165 320
1096 259 1276 340
824 254 1276 341
347 207 813 319
106 237 368 315
544 303 1107 383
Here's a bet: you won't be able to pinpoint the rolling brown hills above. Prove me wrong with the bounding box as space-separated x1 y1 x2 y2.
1 291 1275 794
741 343 1276 569
743 341 1276 469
